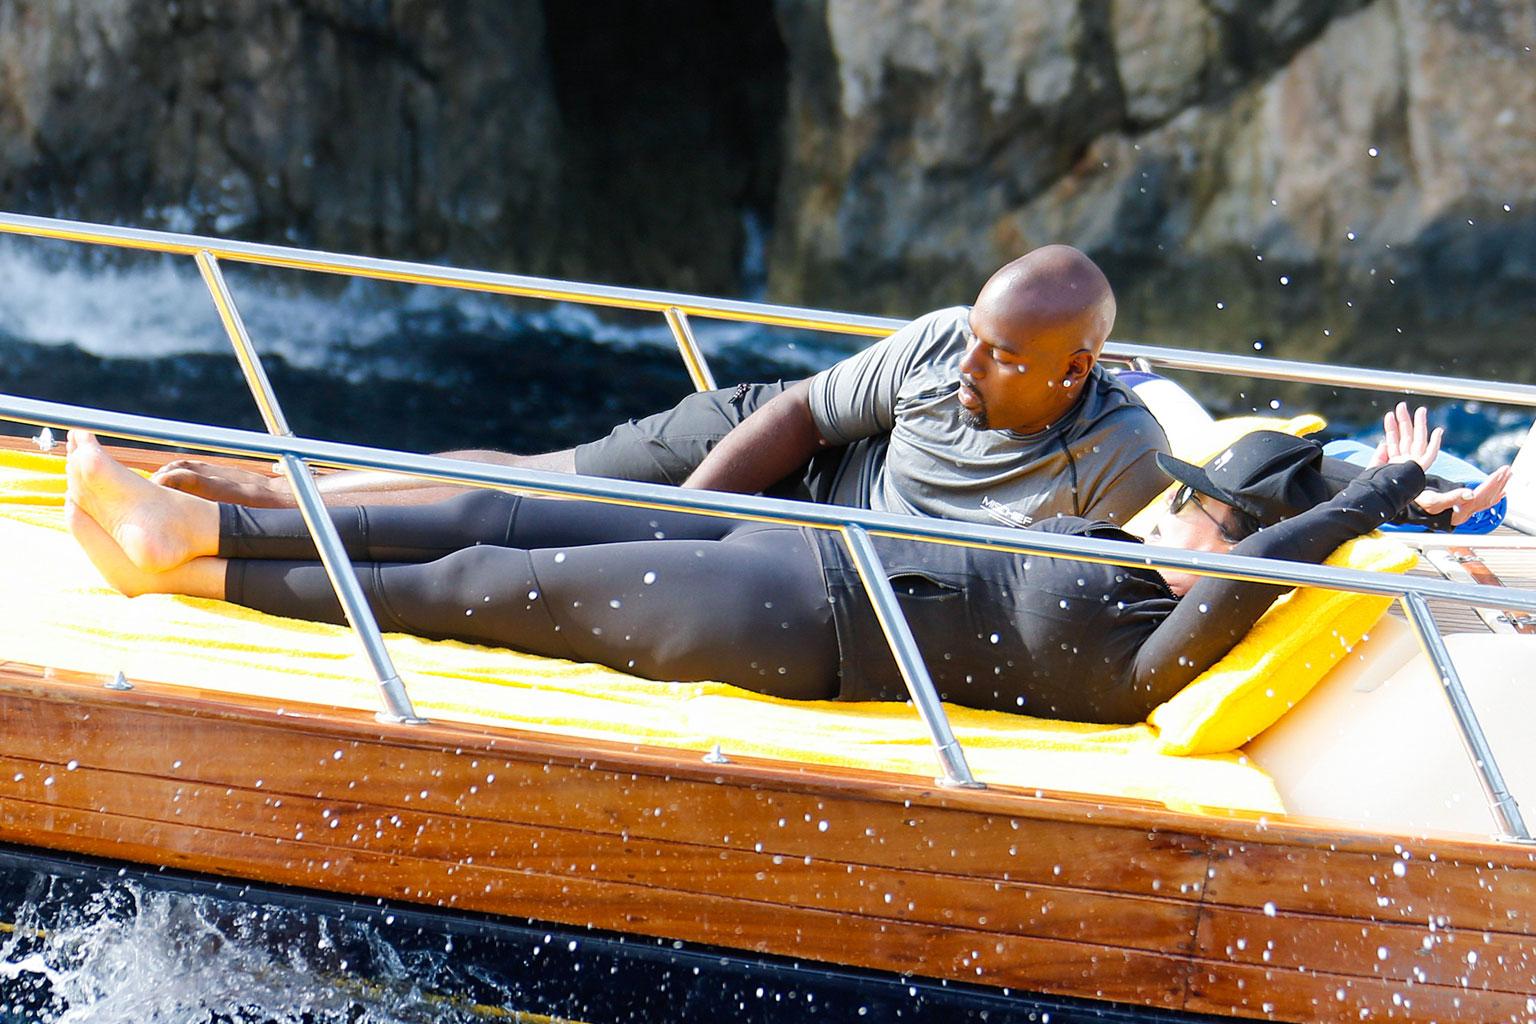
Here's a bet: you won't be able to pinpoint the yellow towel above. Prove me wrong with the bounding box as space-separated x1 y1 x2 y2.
0 450 1283 814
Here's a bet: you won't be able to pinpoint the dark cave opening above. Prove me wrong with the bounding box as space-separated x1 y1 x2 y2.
541 1 788 294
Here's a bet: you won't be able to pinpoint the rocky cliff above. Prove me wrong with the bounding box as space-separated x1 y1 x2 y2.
0 0 1530 370
0 0 784 294
0 2 559 263
770 0 1536 372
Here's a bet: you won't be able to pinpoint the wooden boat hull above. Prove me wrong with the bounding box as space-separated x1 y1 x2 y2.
1 439 1534 1022
0 656 1533 1022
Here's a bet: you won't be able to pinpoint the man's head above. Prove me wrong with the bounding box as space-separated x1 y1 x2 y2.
957 245 1116 433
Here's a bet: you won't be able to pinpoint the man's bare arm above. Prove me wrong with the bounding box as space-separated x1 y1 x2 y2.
682 379 829 493
153 448 577 508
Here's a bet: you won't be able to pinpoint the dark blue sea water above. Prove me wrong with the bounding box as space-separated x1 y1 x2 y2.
0 847 1228 1024
0 238 1528 468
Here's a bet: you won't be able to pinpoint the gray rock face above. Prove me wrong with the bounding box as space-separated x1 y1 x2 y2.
767 0 1373 310
0 0 1529 374
768 0 1536 377
0 1 562 264
0 1 785 293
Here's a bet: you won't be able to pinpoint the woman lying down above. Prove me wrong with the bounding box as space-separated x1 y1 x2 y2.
62 405 1463 725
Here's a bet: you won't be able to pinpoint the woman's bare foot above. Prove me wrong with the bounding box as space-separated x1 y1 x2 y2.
152 459 295 508
65 499 226 600
65 430 221 573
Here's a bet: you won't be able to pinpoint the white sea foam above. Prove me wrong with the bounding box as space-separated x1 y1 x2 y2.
0 884 486 1023
0 219 839 374
0 238 423 365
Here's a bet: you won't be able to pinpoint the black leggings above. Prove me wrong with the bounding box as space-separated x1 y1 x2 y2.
220 491 841 699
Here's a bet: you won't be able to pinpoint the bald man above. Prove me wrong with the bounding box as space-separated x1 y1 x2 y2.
157 246 1171 527
663 244 1167 527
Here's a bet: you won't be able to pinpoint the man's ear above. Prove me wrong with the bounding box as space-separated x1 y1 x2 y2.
1062 349 1095 388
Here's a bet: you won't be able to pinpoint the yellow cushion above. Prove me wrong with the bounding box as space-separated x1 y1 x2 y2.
1122 412 1417 755
1147 533 1417 756
0 448 1286 814
1123 413 1326 539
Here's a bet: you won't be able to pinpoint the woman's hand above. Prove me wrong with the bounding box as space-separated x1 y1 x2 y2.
1371 402 1442 472
1366 402 1512 525
1413 467 1512 525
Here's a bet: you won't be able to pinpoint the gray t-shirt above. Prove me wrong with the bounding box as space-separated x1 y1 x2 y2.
807 306 1170 526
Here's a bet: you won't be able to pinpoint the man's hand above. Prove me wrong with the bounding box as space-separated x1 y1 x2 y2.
152 460 294 507
1369 402 1511 526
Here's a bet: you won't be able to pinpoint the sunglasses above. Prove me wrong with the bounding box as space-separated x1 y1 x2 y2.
1169 484 1259 545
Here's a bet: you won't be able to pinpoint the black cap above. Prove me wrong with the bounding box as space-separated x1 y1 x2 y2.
1155 431 1332 529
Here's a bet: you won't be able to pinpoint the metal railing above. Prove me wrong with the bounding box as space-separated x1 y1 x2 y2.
6 212 1536 407
1 212 1533 839
194 250 423 723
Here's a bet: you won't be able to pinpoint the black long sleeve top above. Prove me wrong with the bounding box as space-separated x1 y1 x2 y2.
816 462 1427 723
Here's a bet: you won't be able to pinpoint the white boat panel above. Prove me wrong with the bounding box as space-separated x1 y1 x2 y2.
1249 618 1536 837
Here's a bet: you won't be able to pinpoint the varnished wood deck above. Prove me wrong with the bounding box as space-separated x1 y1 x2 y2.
1404 533 1536 635
2 437 1535 1022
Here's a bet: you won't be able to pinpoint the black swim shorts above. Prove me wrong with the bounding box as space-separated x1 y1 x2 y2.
571 381 786 483
571 380 846 502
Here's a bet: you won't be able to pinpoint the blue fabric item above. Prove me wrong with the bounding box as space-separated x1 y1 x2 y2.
1114 370 1161 388
1322 440 1506 534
